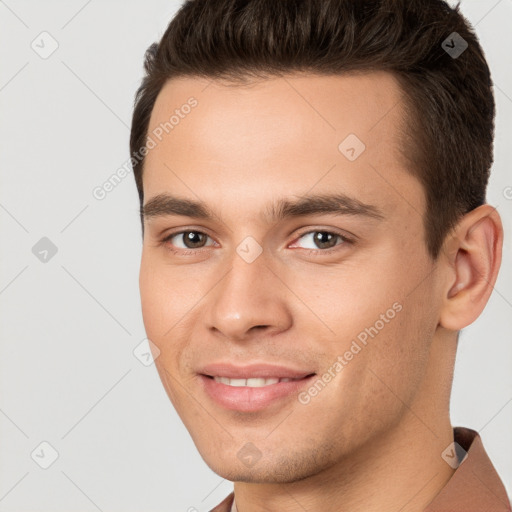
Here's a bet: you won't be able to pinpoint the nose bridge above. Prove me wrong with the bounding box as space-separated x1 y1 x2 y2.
206 245 291 340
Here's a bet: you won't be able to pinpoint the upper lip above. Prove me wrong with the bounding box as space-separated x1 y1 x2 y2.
200 362 315 379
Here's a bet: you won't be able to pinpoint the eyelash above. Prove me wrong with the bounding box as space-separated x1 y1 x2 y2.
160 228 354 256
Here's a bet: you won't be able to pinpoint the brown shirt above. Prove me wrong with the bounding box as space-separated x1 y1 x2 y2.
210 427 511 511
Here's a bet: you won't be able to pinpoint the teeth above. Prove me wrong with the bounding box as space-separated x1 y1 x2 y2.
213 376 297 387
229 378 248 387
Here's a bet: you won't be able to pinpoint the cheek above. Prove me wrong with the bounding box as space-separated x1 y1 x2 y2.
359 298 434 406
139 268 165 338
140 265 191 411
139 258 197 378
313 275 434 427
139 262 181 376
139 257 186 337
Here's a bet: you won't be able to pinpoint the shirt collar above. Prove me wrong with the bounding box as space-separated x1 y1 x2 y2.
214 427 511 512
424 426 511 511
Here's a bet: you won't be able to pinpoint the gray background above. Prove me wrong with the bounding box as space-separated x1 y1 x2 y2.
0 1 511 510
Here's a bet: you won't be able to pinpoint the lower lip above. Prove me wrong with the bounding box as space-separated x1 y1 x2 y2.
199 374 315 412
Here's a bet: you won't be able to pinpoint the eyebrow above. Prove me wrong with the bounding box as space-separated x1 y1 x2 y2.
141 192 385 224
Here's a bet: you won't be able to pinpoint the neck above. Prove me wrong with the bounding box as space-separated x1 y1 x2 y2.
233 415 455 512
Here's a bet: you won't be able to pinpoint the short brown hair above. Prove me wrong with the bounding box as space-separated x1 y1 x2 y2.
130 0 495 260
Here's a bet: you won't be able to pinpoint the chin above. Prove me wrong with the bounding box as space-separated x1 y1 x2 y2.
199 450 334 484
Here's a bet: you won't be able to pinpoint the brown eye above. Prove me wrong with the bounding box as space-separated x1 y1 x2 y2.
163 230 214 251
181 231 208 248
311 231 339 249
293 230 349 251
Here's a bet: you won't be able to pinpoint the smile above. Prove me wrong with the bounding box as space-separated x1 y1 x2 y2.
211 376 303 387
200 373 316 412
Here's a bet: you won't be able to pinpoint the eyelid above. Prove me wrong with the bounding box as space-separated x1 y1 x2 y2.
161 228 217 251
160 226 355 256
289 228 355 251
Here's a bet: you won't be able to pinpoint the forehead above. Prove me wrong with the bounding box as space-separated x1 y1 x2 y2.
147 72 406 160
142 71 424 226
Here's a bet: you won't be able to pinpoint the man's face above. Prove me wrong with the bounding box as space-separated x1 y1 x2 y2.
139 72 444 482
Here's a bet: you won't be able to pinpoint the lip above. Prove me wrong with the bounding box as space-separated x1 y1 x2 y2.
198 363 316 412
199 362 314 379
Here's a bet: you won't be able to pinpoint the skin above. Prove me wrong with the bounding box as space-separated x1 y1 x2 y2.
138 72 503 512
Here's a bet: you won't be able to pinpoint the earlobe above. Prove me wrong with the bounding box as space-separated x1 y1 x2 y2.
439 205 503 331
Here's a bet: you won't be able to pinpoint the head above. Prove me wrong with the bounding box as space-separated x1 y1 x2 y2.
132 0 503 483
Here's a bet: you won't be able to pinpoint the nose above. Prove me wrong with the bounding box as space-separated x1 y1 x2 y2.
204 250 293 342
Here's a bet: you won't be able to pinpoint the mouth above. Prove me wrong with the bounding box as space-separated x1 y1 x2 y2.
204 375 311 387
198 365 316 412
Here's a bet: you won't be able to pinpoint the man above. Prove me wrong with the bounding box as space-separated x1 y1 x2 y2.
130 0 510 510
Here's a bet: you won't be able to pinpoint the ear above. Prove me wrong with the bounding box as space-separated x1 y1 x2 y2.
439 204 503 331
